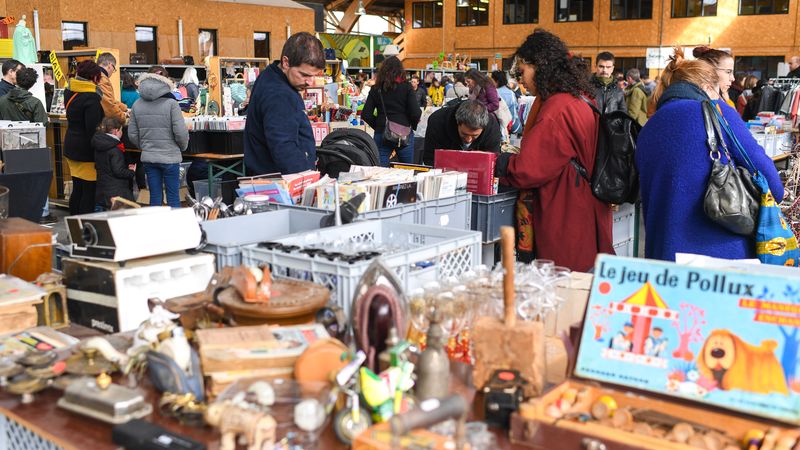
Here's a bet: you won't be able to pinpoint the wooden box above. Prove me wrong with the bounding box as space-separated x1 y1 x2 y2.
511 255 800 449
0 218 52 281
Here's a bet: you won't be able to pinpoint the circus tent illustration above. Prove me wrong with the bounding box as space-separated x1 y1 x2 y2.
602 282 680 368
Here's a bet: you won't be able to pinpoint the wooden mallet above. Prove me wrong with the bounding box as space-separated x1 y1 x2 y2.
472 226 545 397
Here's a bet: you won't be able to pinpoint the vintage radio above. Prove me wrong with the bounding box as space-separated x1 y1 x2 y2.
0 218 52 282
65 207 201 262
511 255 800 450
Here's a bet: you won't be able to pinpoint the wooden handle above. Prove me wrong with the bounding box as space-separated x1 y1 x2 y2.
500 226 516 327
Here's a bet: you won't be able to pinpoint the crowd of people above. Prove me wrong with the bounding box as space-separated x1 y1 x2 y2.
239 30 791 272
19 28 780 274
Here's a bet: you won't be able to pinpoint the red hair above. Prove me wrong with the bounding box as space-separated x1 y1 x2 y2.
649 47 718 113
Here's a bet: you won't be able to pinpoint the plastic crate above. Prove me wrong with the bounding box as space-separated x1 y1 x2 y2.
416 192 471 229
265 201 418 224
200 209 323 271
206 131 244 154
470 190 518 243
613 238 634 258
241 221 482 318
193 179 222 199
613 203 636 246
186 131 209 154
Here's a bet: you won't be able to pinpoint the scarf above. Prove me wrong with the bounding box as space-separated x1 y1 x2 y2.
656 81 710 111
596 76 614 86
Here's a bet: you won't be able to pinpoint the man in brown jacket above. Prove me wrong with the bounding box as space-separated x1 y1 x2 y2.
96 52 127 122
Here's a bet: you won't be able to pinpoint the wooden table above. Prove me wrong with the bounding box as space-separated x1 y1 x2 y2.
125 150 246 198
0 353 519 449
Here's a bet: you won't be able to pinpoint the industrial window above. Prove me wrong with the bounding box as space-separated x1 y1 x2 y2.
739 0 789 15
735 56 783 80
555 0 594 22
614 57 647 76
135 26 158 65
504 0 538 24
611 0 653 19
254 32 270 59
412 2 443 28
471 58 489 71
672 0 717 17
198 29 218 59
62 21 88 50
456 0 490 27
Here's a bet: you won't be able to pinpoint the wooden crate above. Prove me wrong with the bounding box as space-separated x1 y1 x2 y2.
0 218 52 282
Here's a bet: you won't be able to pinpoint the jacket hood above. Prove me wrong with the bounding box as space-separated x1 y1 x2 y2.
137 73 175 101
92 132 121 152
6 87 32 103
66 77 101 95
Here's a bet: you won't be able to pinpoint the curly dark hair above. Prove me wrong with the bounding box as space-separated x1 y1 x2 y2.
513 29 593 101
376 56 406 91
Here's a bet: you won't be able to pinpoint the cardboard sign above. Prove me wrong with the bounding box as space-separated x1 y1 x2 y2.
575 255 800 425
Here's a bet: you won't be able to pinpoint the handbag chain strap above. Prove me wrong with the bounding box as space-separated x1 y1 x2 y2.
701 100 730 162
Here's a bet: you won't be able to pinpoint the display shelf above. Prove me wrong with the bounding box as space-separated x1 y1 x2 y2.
206 56 270 112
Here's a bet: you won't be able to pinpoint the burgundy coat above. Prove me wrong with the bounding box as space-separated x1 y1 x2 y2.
504 93 614 272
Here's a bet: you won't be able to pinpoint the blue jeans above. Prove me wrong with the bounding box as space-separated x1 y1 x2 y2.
144 162 181 208
373 131 414 167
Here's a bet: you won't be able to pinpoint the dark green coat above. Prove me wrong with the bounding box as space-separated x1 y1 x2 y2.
0 87 47 123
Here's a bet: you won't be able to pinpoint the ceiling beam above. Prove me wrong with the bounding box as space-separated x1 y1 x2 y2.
337 0 377 33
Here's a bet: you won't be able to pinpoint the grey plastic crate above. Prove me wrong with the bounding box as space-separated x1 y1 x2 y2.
416 192 471 229
471 190 518 243
613 203 636 246
265 201 418 224
241 221 482 317
200 209 323 271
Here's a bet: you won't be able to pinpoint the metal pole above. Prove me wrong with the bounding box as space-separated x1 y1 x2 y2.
178 17 184 57
33 9 41 51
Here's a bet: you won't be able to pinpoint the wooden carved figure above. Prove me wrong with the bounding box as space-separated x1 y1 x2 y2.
205 402 277 450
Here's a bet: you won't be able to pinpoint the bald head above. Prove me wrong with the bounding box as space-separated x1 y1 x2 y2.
789 56 800 72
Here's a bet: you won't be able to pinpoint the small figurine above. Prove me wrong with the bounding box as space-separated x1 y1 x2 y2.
205 401 277 450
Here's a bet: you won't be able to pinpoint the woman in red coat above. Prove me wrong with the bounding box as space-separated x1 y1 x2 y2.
496 30 614 271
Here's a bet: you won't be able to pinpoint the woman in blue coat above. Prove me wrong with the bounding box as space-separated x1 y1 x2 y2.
636 49 783 261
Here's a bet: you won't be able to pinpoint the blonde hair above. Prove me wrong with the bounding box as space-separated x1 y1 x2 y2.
649 47 719 113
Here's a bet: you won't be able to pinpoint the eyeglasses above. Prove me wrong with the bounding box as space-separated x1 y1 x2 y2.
716 67 734 76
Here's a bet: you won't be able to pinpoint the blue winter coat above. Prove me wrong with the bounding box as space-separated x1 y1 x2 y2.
636 99 783 261
244 61 316 175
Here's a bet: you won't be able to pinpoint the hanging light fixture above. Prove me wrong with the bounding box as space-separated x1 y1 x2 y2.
355 0 366 15
457 0 469 7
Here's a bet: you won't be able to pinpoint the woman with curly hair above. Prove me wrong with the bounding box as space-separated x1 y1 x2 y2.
494 29 613 270
362 56 421 165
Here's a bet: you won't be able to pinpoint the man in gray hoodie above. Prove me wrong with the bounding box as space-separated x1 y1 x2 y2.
128 73 189 208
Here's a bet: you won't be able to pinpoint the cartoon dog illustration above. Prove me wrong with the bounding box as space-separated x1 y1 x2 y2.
696 329 789 395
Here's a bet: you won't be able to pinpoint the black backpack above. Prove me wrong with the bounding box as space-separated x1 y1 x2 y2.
316 128 380 178
571 97 642 205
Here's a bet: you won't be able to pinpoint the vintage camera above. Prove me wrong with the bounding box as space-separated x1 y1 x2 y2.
482 369 527 429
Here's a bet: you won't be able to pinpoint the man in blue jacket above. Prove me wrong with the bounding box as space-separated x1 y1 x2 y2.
245 32 325 175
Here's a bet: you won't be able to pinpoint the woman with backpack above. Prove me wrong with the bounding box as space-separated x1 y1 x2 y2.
178 67 200 101
636 49 782 261
362 56 421 166
495 29 613 271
